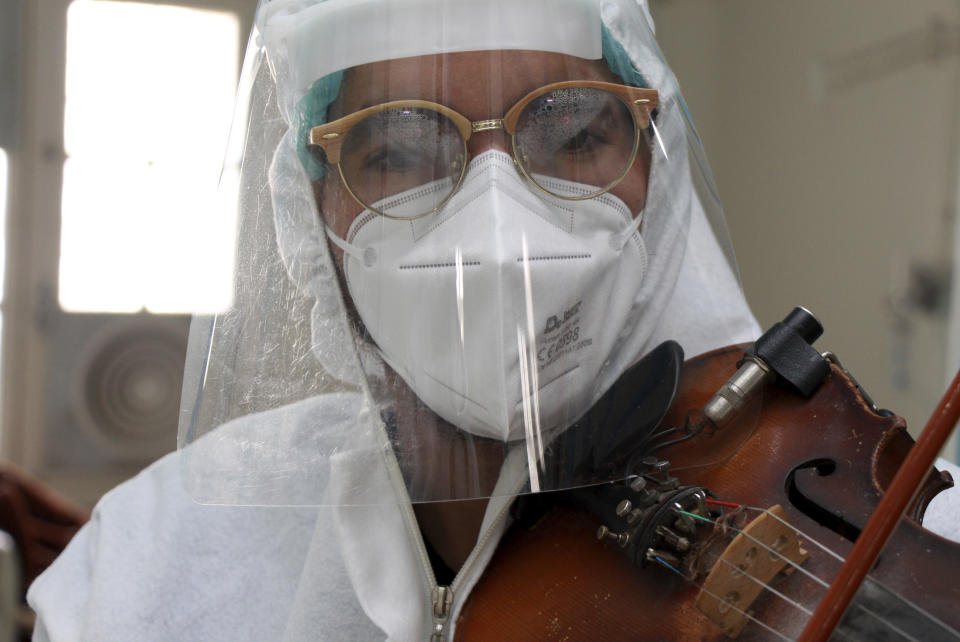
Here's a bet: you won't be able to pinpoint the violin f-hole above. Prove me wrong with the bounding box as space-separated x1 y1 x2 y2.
786 458 863 543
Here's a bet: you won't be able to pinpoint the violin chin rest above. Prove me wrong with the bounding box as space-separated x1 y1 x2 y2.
553 340 684 477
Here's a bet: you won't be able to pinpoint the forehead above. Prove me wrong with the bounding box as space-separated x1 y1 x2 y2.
337 50 620 120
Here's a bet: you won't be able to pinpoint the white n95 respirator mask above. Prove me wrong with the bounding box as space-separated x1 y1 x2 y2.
325 152 650 442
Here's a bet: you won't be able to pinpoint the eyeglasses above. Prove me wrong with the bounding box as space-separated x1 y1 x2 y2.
308 80 659 220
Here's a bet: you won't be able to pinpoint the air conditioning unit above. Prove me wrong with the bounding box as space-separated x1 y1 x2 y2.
39 312 191 504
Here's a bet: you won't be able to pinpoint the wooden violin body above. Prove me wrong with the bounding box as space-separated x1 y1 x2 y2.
455 344 960 640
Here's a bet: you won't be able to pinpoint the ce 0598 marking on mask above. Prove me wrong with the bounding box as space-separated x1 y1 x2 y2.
539 300 592 370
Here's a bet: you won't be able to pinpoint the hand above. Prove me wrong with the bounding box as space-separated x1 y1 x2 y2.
0 463 89 587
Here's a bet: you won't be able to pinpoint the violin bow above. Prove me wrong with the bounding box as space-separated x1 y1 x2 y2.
798 366 960 641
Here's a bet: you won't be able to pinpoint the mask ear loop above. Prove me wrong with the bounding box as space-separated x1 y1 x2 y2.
613 120 655 251
614 209 645 250
325 225 378 267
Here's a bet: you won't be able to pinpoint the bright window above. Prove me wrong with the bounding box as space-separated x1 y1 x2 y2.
60 1 239 313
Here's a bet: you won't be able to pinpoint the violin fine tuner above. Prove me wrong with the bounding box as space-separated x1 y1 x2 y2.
593 456 814 639
704 307 830 429
590 457 711 573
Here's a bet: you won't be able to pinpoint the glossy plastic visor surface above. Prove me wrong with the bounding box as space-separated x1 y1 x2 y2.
178 0 755 506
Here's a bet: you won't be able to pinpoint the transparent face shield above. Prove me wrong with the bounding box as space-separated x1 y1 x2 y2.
177 0 757 506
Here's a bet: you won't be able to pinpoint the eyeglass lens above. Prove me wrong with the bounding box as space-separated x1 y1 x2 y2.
339 107 466 217
339 87 638 218
513 87 637 196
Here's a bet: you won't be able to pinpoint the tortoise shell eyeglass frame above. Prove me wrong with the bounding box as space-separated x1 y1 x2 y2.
307 80 660 220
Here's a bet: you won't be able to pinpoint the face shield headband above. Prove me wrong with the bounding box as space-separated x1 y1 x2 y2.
293 22 656 182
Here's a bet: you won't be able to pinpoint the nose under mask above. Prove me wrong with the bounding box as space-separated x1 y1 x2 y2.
326 151 649 442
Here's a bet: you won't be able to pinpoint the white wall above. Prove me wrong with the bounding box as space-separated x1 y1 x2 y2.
652 0 960 455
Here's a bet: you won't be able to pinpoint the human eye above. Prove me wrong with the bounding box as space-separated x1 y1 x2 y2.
554 105 619 156
362 144 428 174
351 108 451 175
558 126 607 154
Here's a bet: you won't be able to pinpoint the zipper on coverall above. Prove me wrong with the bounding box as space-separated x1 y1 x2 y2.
430 585 453 641
408 487 520 641
383 433 524 641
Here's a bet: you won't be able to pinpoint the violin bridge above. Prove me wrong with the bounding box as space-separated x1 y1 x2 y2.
695 504 808 639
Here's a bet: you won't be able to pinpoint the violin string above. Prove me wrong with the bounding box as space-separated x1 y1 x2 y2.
673 508 906 640
677 509 830 589
649 553 796 642
702 501 844 566
704 498 741 509
672 510 821 639
852 605 921 642
715 507 922 640
712 555 814 616
683 511 824 633
744 506 846 563
828 626 858 642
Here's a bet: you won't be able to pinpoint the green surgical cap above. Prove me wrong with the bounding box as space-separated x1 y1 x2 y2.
296 69 344 181
295 24 649 181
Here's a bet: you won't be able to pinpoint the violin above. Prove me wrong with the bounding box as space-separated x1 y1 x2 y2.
454 308 960 640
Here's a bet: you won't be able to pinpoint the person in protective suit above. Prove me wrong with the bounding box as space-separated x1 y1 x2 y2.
27 1 763 639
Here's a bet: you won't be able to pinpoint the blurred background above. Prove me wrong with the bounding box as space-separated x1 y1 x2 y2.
653 0 960 463
0 0 956 531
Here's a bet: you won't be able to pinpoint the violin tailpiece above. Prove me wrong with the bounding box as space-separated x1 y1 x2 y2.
695 504 809 638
